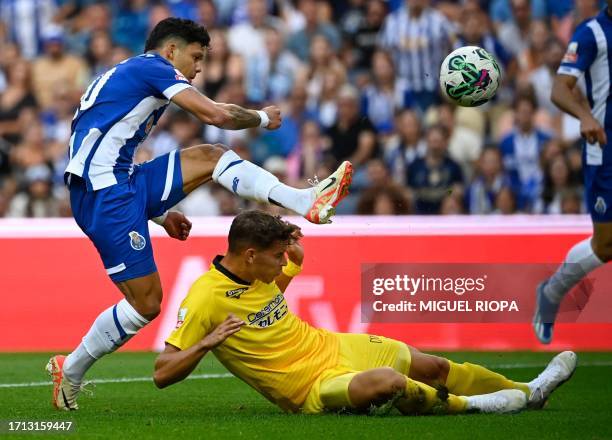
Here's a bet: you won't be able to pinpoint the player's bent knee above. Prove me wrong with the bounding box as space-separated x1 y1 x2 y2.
351 368 406 406
182 143 228 165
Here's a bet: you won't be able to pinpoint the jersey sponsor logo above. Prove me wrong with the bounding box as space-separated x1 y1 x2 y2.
248 293 288 328
562 42 578 64
128 231 146 250
595 196 607 214
226 287 248 299
176 307 187 328
174 69 189 83
232 177 239 194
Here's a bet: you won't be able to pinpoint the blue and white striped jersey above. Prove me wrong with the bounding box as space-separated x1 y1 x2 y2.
65 53 192 191
558 8 612 164
378 6 454 93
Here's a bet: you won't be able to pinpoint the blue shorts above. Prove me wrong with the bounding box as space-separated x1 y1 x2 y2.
583 141 612 223
69 149 185 282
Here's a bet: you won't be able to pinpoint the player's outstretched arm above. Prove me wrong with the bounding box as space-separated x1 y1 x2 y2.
171 87 281 130
551 74 607 145
275 227 304 293
153 314 244 389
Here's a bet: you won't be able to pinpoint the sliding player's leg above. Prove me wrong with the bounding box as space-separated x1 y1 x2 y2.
408 347 529 396
308 367 525 415
179 144 352 224
408 347 577 409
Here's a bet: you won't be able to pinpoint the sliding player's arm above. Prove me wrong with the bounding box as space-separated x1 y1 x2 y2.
275 227 304 293
153 314 244 389
551 74 607 145
171 87 281 130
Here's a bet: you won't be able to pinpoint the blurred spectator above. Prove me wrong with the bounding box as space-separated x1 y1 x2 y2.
286 0 341 62
407 124 464 214
440 193 465 214
10 122 47 171
384 108 426 186
31 28 89 111
516 20 549 80
271 86 317 158
497 0 534 57
345 0 388 72
64 3 112 56
202 29 231 100
245 27 301 103
303 37 347 128
0 0 57 59
378 0 455 112
227 0 282 58
529 37 565 116
539 153 582 214
456 6 513 72
361 50 409 134
196 0 218 30
357 183 411 214
112 0 150 55
494 185 518 214
560 188 583 214
7 164 59 217
436 102 484 179
465 147 510 214
0 59 38 144
85 31 114 77
294 119 327 181
326 84 377 168
499 94 551 211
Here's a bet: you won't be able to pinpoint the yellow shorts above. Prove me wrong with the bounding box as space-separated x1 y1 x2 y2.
301 333 411 414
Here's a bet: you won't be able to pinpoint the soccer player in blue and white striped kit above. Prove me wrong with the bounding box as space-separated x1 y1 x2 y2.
533 3 612 344
46 18 353 410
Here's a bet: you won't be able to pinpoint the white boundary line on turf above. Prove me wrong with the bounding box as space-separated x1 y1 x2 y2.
1 361 611 389
0 373 234 389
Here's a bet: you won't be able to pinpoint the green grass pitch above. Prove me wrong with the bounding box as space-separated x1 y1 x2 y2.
1 352 611 439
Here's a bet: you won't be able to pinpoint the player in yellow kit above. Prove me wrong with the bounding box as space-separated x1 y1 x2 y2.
153 211 576 415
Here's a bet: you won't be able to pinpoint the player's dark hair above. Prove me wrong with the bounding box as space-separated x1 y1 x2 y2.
144 18 210 52
228 211 295 253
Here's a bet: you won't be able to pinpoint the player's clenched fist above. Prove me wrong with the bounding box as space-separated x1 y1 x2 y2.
201 314 245 349
262 106 282 130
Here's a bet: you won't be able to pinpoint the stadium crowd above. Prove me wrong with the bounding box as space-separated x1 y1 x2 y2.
0 0 597 217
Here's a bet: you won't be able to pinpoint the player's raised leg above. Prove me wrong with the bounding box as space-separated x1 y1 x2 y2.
179 144 352 224
533 226 608 344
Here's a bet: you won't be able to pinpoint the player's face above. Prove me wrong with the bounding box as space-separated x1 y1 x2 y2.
251 241 288 284
173 42 205 81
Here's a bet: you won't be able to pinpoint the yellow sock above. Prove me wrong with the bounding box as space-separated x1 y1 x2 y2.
446 361 530 396
395 377 468 415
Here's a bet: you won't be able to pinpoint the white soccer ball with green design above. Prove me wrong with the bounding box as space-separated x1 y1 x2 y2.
439 46 501 107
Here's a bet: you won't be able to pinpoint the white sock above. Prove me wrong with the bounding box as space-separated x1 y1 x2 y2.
63 299 149 384
212 150 314 216
543 237 604 304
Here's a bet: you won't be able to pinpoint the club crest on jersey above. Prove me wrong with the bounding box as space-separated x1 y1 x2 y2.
595 196 607 214
128 231 146 250
176 307 187 328
226 287 248 299
144 115 155 134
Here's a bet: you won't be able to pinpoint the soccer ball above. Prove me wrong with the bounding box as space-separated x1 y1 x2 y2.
439 46 501 107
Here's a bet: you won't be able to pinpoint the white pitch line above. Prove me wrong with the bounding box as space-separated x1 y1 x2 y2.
0 373 233 389
1 362 611 390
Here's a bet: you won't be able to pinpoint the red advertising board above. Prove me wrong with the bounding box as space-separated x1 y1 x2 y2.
1 215 611 352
